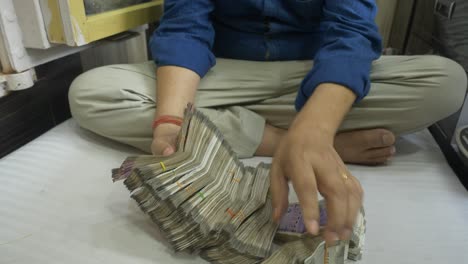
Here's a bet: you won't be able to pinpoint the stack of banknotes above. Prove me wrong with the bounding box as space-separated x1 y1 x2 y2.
112 107 366 263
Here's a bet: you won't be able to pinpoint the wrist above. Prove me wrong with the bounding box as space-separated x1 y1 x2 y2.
293 83 355 135
155 104 187 119
152 116 184 140
153 115 183 128
290 118 335 144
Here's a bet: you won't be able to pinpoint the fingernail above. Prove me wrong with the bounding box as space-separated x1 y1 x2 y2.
306 220 319 235
325 231 340 243
390 146 396 155
382 134 392 145
163 147 174 156
340 228 352 240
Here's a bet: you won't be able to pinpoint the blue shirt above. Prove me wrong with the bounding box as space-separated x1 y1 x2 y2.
149 0 382 110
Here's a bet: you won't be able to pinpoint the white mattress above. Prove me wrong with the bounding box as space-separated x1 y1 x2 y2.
1 119 468 264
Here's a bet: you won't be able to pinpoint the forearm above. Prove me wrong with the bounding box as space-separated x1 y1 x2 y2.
292 83 356 140
155 66 200 118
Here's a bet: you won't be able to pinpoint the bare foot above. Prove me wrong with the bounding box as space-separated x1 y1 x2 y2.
334 129 396 165
255 124 286 157
255 125 396 165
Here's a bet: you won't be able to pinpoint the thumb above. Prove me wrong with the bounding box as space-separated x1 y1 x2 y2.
152 139 176 156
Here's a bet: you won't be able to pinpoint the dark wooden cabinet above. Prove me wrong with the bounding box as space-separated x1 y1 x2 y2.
390 0 468 190
0 55 82 158
389 0 436 55
390 0 468 64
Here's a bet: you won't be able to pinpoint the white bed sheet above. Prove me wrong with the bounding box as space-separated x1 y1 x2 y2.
1 119 467 264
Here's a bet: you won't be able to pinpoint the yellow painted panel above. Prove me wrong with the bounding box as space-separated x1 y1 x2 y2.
45 0 66 43
45 0 163 46
67 0 88 45
85 1 163 43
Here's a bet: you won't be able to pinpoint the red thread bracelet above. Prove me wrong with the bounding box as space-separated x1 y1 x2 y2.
152 115 184 130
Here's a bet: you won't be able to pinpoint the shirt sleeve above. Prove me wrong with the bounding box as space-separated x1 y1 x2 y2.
149 0 216 78
295 0 382 111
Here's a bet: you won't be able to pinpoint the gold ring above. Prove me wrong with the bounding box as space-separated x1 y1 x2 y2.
342 172 349 180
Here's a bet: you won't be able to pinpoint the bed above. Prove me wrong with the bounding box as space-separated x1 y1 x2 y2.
1 119 467 264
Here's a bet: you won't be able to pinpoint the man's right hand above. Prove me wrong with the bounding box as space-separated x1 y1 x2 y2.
151 123 182 156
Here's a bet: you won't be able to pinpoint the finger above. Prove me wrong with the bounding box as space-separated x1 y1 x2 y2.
316 160 347 244
269 161 289 223
343 173 363 240
289 158 320 235
331 154 363 240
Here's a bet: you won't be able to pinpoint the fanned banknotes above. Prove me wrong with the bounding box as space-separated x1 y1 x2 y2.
112 106 366 263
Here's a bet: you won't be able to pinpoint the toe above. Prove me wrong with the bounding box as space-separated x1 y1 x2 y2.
364 146 396 160
368 156 393 166
362 129 395 148
380 130 396 146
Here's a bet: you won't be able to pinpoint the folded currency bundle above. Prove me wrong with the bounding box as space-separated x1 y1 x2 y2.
112 107 366 264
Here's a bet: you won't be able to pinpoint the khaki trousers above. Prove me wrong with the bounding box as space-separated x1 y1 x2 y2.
69 56 467 158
